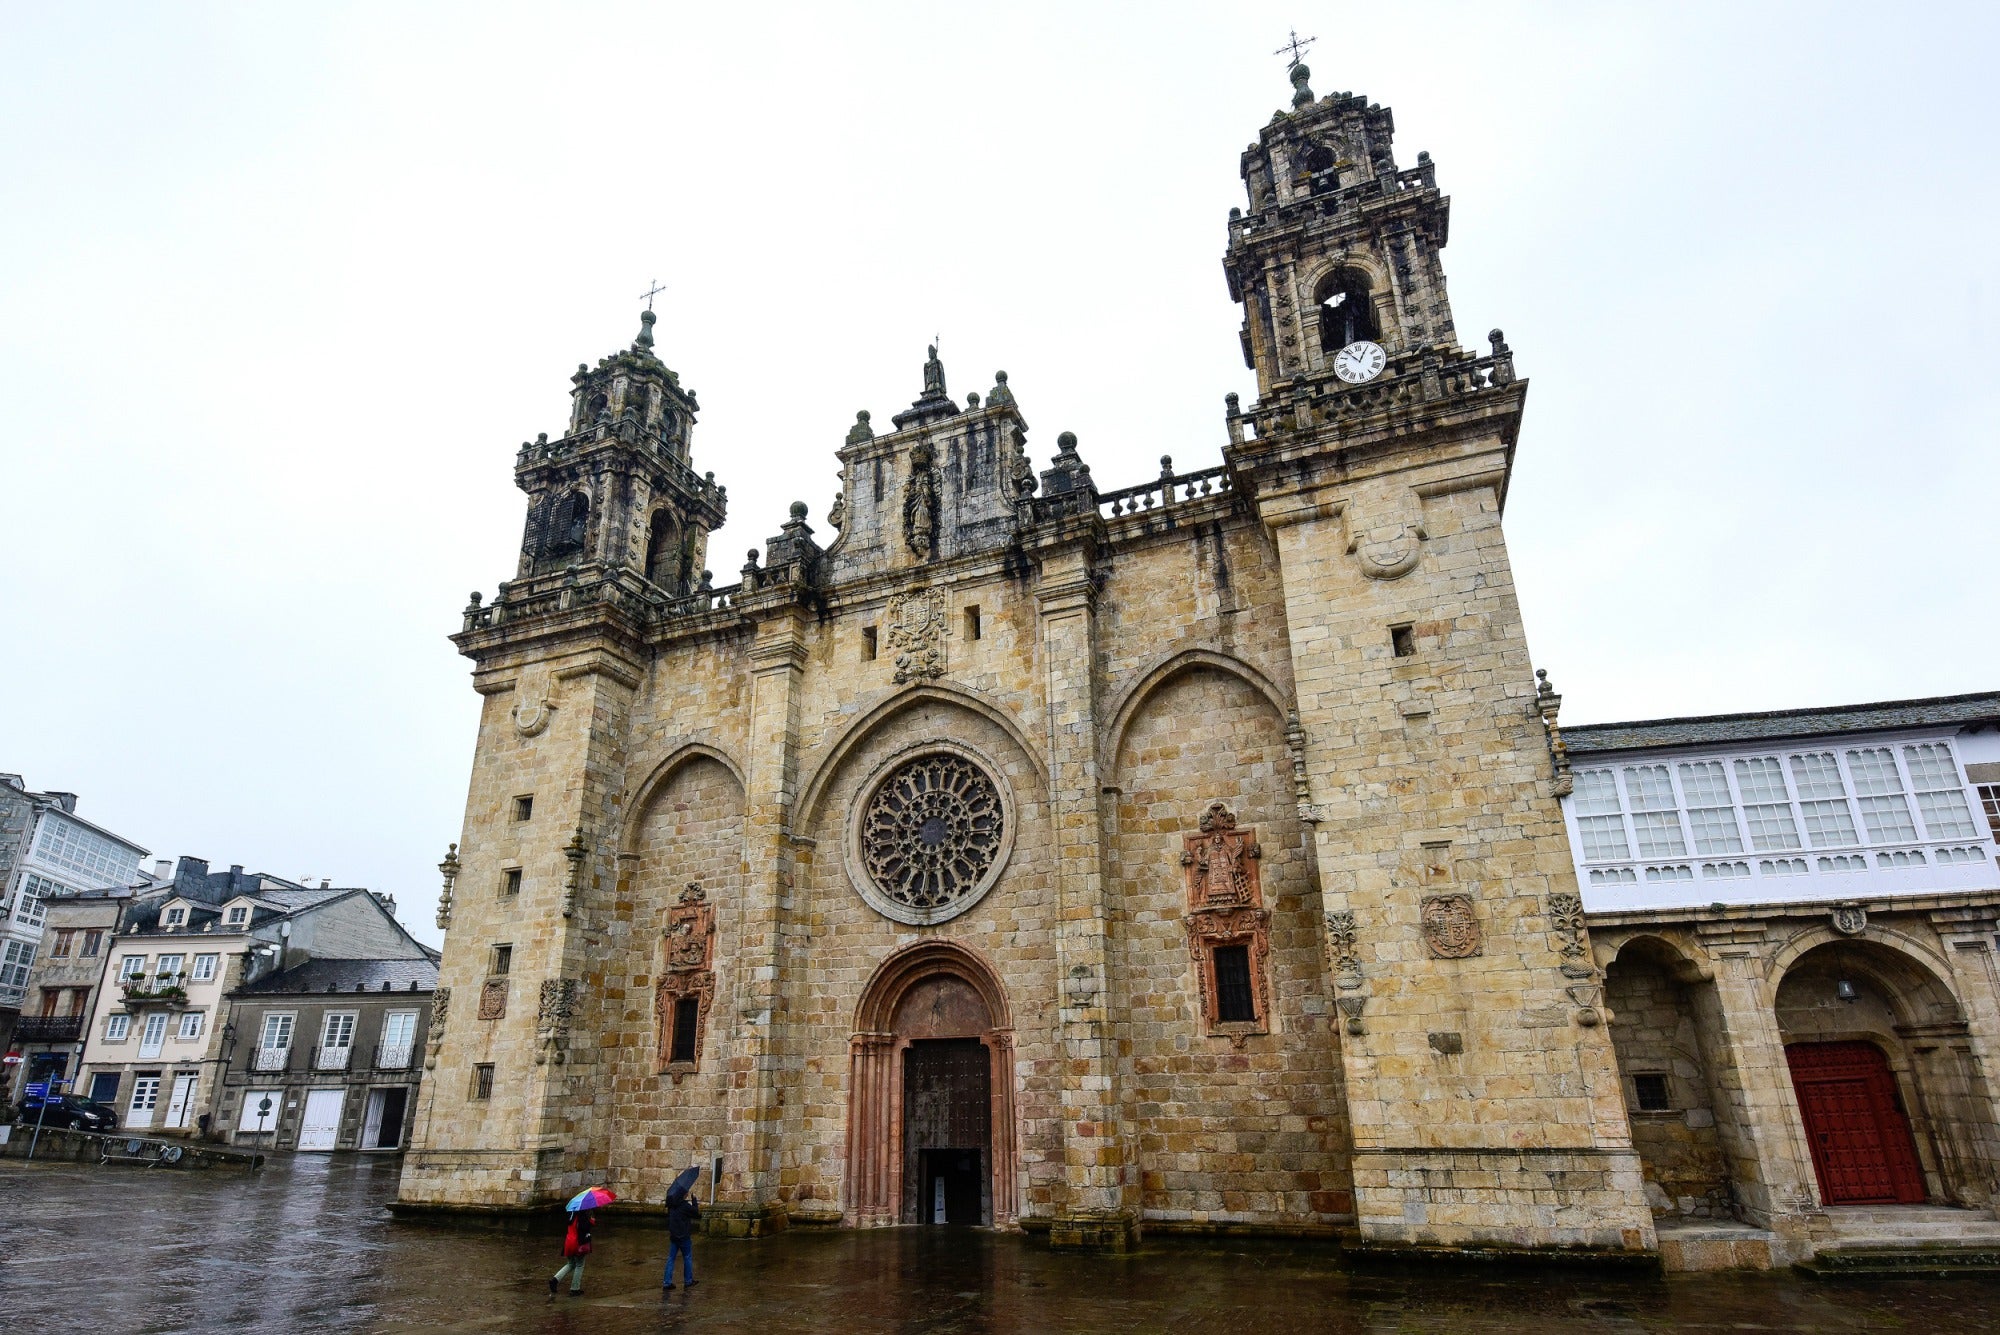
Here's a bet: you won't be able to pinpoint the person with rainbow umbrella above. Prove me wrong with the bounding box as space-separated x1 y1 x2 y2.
548 1185 616 1299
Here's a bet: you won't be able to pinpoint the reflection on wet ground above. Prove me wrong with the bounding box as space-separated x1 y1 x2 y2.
8 1156 2000 1333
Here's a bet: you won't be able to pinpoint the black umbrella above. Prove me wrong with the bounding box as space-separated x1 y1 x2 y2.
667 1165 700 1200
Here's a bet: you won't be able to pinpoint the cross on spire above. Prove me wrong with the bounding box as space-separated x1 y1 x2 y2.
1274 28 1316 68
639 279 668 311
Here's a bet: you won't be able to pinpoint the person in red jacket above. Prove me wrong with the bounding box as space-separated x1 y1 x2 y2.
548 1209 595 1299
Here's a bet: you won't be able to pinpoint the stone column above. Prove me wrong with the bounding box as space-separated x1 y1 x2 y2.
1693 920 1823 1254
1926 907 2000 1207
1036 543 1139 1249
711 609 807 1236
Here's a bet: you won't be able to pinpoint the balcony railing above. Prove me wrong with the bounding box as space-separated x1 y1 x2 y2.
313 1044 353 1072
375 1042 414 1071
15 1016 85 1043
251 1046 291 1073
121 977 190 1008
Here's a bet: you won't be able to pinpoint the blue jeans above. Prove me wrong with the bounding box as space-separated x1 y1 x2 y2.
664 1236 694 1285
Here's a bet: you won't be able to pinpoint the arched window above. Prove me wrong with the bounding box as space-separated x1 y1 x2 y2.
1302 142 1339 196
544 490 589 561
1317 268 1381 353
644 509 681 588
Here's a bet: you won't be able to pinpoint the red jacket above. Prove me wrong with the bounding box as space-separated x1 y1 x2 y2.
563 1211 595 1258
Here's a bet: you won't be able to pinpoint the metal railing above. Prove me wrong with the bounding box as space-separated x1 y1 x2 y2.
374 1042 414 1071
15 1016 84 1043
312 1044 353 1072
250 1046 291 1073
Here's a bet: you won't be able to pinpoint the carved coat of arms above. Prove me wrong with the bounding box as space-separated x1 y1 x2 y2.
1344 489 1428 581
885 587 947 684
1180 803 1271 1041
1421 894 1482 959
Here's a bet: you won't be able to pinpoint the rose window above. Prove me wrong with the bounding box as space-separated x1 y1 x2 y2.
859 754 1005 913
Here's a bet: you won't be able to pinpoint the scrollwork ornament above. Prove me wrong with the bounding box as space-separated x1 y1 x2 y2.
1547 891 1594 978
1324 909 1363 990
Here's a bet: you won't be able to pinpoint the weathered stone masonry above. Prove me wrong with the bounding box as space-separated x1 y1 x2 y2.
399 63 1654 1256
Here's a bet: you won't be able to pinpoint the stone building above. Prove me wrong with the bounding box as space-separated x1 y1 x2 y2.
401 59 1657 1259
1562 693 2000 1268
77 857 431 1134
0 774 148 1060
221 955 438 1152
6 885 135 1102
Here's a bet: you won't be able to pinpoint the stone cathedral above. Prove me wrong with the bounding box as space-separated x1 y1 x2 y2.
400 63 1656 1257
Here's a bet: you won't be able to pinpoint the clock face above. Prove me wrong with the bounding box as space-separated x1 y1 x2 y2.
1332 340 1387 384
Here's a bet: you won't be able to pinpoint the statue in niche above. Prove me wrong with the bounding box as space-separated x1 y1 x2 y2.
904 441 939 560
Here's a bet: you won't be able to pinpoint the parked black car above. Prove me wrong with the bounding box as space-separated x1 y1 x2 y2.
17 1094 118 1132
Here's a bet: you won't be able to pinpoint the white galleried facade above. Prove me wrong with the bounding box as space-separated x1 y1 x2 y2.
1563 694 2000 914
1556 693 2000 1270
0 775 148 1058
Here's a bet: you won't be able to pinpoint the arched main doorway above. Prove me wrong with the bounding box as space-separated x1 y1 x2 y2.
847 941 1016 1227
1776 937 1997 1207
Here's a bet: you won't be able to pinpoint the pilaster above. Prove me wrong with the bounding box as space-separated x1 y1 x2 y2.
1035 542 1139 1250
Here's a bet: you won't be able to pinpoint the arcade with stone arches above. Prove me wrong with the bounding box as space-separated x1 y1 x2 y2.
1593 902 2000 1230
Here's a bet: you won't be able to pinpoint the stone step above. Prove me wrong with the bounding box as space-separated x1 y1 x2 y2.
1799 1244 2000 1278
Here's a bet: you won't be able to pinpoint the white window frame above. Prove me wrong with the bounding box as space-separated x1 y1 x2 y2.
119 954 147 981
259 1011 296 1050
155 953 185 981
0 940 34 990
163 907 186 927
104 1013 131 1042
321 1011 358 1049
225 905 249 926
177 1010 205 1041
191 953 220 982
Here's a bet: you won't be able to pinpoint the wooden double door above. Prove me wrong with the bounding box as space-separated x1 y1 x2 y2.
1787 1041 1927 1205
903 1038 991 1224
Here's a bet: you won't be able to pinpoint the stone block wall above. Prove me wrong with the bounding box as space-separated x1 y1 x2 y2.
1602 957 1732 1217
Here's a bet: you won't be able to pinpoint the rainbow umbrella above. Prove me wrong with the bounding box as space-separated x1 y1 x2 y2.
567 1186 617 1212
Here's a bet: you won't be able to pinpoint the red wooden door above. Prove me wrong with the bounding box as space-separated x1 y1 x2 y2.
1787 1041 1927 1205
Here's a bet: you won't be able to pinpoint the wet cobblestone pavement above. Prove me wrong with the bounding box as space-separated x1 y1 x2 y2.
10 1157 2000 1333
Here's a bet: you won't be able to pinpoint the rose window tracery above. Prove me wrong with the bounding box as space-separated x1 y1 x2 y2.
859 754 1005 914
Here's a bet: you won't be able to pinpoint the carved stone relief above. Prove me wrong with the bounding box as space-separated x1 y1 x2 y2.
478 977 509 1020
1420 894 1481 959
1323 909 1362 990
904 441 940 560
1547 891 1592 978
536 978 579 1065
1831 906 1867 936
885 588 947 683
1181 802 1272 1046
424 986 450 1070
655 881 718 1075
511 664 557 737
861 754 1003 912
1344 488 1428 580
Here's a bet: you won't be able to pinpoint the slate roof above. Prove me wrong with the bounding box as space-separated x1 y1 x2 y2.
237 956 440 996
1566 691 2000 755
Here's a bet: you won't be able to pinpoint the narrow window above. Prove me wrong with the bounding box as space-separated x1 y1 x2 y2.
51 929 74 958
512 794 534 822
1213 944 1256 1023
964 605 982 640
82 930 102 957
472 1064 495 1100
491 944 513 976
502 868 522 897
1632 1073 1672 1112
670 996 700 1064
1390 624 1415 658
862 626 878 661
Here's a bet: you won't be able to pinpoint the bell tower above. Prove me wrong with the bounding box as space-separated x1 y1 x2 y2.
514 308 726 597
1223 57 1655 1259
1223 59 1459 403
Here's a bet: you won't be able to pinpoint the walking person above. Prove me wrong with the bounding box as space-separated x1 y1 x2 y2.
549 1208 594 1300
548 1185 617 1301
663 1164 702 1291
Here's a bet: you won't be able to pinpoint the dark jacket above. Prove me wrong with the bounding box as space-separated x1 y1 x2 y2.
666 1194 700 1241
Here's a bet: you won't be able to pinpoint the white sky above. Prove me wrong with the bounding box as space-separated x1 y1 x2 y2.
3 3 1994 946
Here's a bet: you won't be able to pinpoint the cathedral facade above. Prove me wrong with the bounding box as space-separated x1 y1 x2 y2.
399 63 1657 1257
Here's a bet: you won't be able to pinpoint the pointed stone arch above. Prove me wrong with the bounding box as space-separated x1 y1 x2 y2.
846 939 1017 1226
1101 647 1292 773
619 740 748 857
795 682 1046 835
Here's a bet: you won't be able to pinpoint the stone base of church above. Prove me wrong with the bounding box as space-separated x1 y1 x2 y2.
1042 1210 1143 1252
702 1201 791 1238
1348 1147 1657 1258
394 1146 584 1212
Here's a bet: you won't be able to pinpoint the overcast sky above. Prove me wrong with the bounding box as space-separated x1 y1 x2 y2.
3 3 1994 945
